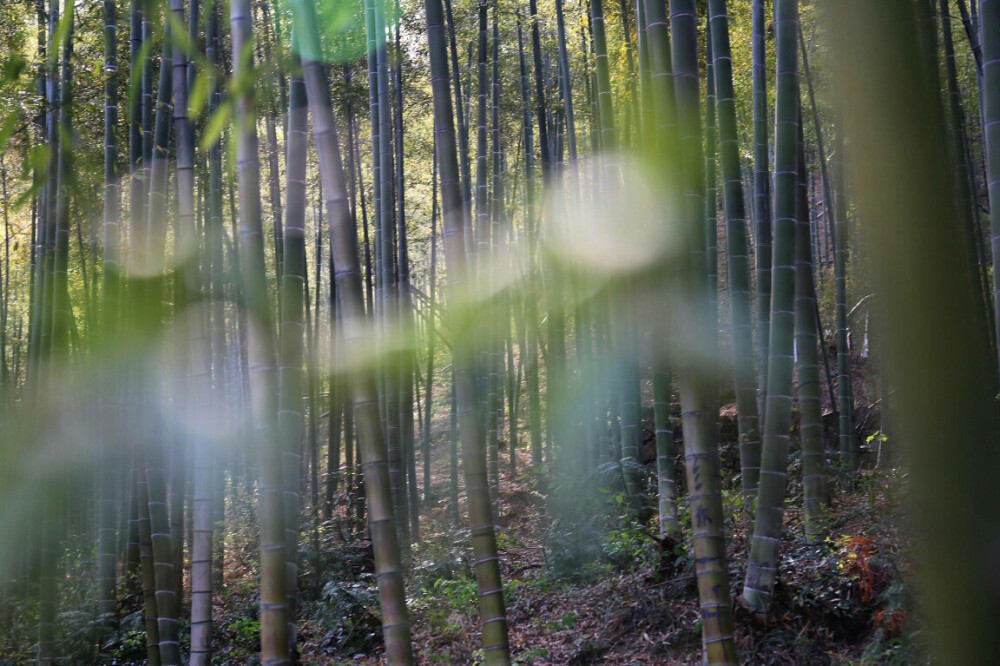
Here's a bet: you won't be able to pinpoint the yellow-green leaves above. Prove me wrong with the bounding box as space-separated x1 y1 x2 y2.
199 101 232 152
282 0 397 65
0 113 19 156
188 68 213 119
1 54 27 85
199 42 257 152
47 7 73 69
126 37 154 123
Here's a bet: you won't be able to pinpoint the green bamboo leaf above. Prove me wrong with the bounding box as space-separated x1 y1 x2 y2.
48 7 73 68
188 68 212 119
127 39 154 121
0 113 19 154
165 7 195 60
13 144 45 210
225 125 238 181
229 42 256 98
200 101 232 151
283 0 387 64
25 143 49 177
1 54 27 84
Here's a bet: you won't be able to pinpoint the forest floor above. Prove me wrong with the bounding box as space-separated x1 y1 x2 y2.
277 414 919 665
75 368 921 665
0 447 916 666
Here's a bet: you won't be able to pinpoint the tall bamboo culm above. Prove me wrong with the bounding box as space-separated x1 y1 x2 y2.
670 1 737 662
641 0 679 541
707 0 762 514
751 0 771 419
744 0 800 616
984 0 1000 370
230 1 290 662
422 0 511 660
290 1 414 661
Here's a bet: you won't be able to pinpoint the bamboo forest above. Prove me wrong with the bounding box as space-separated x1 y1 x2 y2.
0 0 997 663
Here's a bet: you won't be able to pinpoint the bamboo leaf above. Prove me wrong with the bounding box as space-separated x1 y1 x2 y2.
13 145 46 210
48 7 73 68
200 101 232 151
1 54 27 84
284 0 387 64
165 7 195 60
0 113 19 154
188 68 212 119
127 38 154 121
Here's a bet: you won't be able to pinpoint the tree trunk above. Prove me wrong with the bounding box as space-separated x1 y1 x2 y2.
744 0 800 617
423 0 511 659
230 1 290 662
670 2 738 661
707 0 762 514
291 2 414 660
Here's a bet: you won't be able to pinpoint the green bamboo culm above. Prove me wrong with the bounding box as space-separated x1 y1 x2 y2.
704 19 718 337
707 0 762 515
751 0 772 423
487 0 506 505
143 10 182 663
35 7 65 646
670 1 738 663
825 1 1000 661
128 5 161 663
981 0 1000 369
207 0 229 601
794 115 827 543
370 0 407 553
515 12 544 475
591 0 640 495
473 0 491 501
172 0 213 659
939 0 996 379
230 0 290 662
277 30 309 658
642 0 680 541
744 0 799 616
421 0 511 660
832 152 853 467
97 0 120 636
290 0 414 661
795 21 853 472
591 0 616 151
